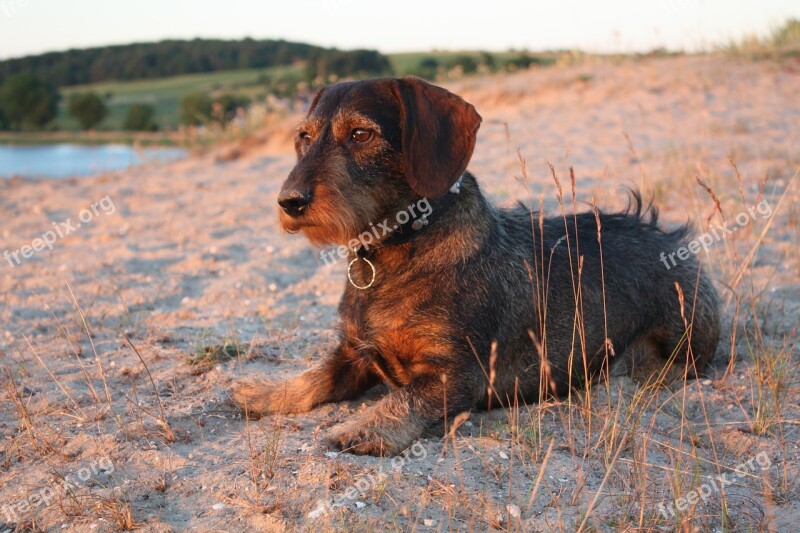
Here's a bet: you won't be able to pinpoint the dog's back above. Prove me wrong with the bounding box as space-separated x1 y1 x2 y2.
477 189 720 401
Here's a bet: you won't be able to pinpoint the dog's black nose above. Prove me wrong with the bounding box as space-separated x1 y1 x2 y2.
278 189 311 217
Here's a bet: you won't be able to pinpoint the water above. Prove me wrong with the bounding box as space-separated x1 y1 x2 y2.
0 144 187 179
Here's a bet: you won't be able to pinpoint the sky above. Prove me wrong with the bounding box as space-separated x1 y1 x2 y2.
0 0 798 60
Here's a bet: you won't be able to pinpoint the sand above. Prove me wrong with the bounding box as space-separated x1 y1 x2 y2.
1 53 798 532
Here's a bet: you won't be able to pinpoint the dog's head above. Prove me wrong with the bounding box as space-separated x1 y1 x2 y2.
277 76 482 246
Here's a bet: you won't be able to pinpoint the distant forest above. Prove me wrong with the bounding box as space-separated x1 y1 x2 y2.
0 39 392 87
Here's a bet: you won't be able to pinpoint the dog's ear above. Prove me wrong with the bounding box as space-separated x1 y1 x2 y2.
391 77 482 198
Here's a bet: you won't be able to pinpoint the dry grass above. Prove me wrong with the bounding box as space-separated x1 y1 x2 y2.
725 18 800 61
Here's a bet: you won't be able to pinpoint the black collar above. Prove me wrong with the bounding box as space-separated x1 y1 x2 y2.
357 174 464 259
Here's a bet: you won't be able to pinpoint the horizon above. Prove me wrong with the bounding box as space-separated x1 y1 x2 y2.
1 0 799 61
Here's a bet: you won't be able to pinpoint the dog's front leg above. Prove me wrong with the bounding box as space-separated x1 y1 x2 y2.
326 373 473 456
231 343 377 418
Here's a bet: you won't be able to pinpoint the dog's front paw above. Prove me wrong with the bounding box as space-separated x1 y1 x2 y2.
326 423 391 456
326 419 417 456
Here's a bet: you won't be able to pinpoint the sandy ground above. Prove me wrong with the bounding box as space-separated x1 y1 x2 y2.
1 54 799 532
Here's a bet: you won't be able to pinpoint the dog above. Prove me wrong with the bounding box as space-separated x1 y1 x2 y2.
231 76 720 456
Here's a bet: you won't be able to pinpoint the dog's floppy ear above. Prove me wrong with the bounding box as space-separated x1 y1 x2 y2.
391 77 482 198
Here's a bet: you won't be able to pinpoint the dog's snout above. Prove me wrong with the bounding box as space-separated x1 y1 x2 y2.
278 188 311 217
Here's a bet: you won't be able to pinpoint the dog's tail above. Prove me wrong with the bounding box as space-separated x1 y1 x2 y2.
618 188 694 243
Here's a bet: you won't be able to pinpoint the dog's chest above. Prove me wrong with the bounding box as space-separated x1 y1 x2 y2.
344 279 453 386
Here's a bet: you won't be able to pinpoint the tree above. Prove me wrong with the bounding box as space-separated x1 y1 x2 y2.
212 94 250 126
449 55 478 75
502 53 537 71
0 74 58 130
68 92 108 130
123 104 158 131
178 92 213 125
306 49 392 82
479 51 496 71
417 58 439 80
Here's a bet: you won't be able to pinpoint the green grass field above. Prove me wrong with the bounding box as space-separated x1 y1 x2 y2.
56 64 303 131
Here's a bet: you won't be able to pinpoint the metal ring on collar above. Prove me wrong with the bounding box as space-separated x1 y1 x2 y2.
347 256 376 289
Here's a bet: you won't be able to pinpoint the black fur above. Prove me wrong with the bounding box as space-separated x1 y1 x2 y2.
232 77 720 456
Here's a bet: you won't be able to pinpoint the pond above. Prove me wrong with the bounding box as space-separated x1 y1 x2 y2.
0 144 187 179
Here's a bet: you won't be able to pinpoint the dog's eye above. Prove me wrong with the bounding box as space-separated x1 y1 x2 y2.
351 129 372 143
299 132 312 145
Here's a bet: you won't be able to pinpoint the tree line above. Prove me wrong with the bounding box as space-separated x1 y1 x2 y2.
0 39 362 87
0 76 268 132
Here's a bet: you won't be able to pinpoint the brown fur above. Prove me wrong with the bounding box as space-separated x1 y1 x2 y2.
231 76 720 456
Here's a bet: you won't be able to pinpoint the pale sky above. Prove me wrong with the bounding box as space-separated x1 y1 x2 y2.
0 0 798 60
